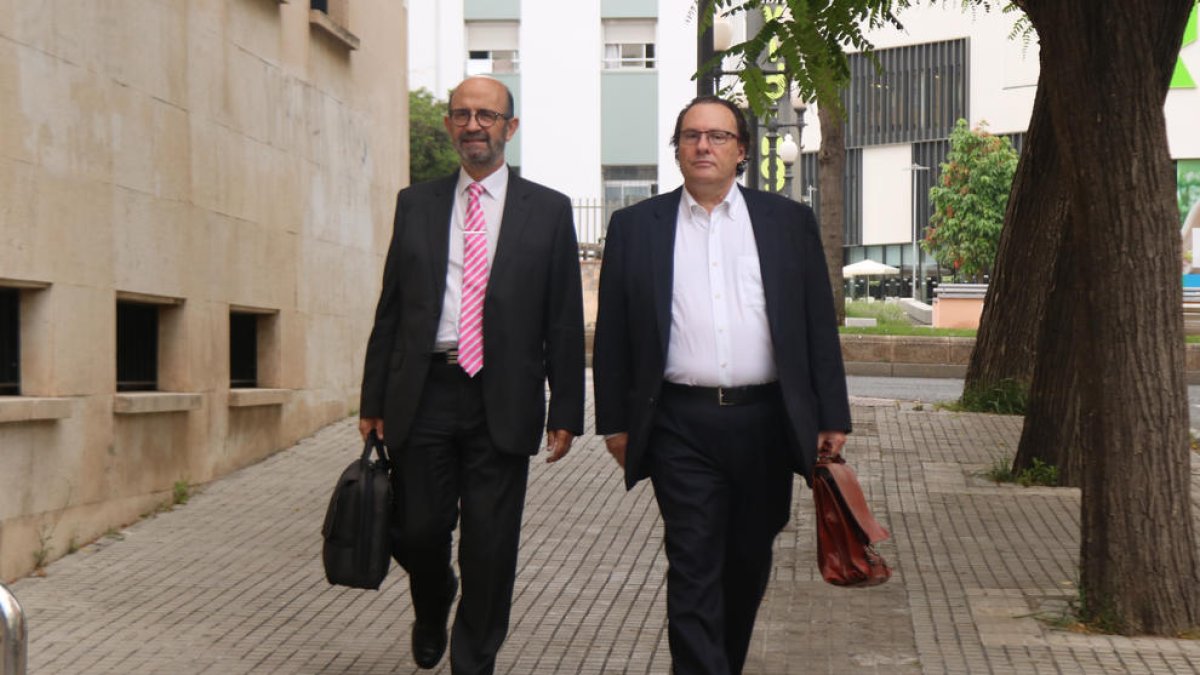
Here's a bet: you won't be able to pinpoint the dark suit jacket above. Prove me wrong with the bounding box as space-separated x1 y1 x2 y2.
592 186 851 488
360 169 585 455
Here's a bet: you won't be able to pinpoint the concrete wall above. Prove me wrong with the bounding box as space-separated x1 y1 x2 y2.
0 0 408 581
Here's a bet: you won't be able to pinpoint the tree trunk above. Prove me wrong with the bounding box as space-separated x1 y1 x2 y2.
1024 0 1200 634
964 83 1066 394
818 103 846 324
1015 201 1084 485
1006 70 1079 482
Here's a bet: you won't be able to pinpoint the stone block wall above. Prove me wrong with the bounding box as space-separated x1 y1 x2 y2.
0 0 408 580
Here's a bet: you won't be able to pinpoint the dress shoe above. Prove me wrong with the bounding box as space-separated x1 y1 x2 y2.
411 573 458 669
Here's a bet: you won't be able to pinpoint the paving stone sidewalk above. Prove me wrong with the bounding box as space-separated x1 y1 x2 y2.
10 392 1200 674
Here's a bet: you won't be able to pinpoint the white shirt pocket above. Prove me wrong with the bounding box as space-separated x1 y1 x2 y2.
736 255 767 308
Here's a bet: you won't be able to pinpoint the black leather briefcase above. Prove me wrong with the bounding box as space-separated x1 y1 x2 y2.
321 431 393 589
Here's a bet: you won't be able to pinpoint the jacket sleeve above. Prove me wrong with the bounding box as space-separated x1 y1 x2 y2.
797 203 852 432
359 190 408 419
542 195 586 435
592 208 631 435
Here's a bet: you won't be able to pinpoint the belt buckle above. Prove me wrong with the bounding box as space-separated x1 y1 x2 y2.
717 387 732 406
445 349 458 365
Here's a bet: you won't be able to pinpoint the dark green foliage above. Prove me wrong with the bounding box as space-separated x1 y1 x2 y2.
409 88 459 184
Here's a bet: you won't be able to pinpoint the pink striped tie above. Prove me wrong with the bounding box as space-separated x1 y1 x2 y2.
458 182 488 377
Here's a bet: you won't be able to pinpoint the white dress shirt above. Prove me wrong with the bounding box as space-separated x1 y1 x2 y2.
434 166 508 350
664 184 777 387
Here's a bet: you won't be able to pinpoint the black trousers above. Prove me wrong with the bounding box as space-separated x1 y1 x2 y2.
392 362 530 675
647 384 794 675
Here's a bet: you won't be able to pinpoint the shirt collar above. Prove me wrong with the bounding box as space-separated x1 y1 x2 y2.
457 164 509 200
682 182 743 219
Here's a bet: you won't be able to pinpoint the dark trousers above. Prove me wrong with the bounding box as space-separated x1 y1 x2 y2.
647 384 794 675
392 362 530 675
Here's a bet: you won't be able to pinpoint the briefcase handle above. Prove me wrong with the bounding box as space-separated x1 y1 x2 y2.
815 453 890 545
362 430 390 466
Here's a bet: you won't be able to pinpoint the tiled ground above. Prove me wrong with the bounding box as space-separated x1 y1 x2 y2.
10 391 1200 674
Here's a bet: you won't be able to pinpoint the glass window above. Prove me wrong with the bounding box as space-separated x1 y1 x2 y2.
467 21 519 75
117 302 158 392
230 313 258 389
0 288 18 395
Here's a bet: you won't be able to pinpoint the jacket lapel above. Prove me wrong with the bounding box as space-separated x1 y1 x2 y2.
490 171 530 300
651 189 682 357
427 172 458 302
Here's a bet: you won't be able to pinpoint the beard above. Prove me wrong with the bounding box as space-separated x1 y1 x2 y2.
455 131 506 168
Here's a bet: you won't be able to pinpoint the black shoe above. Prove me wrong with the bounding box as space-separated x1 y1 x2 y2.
411 573 458 669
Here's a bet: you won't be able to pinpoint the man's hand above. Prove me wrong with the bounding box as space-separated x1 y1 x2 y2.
817 430 847 458
544 429 575 463
359 417 384 442
605 433 628 469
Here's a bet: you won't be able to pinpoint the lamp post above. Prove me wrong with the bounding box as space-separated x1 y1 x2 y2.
697 5 735 96
904 163 930 300
763 95 807 198
777 95 807 198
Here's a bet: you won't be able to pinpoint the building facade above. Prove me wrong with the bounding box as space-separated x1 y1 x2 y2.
408 0 709 226
410 0 1200 298
0 0 408 580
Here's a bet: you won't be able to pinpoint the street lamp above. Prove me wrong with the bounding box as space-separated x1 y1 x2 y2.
763 96 807 198
904 163 930 300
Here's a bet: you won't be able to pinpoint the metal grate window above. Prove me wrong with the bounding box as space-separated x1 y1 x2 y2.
843 39 969 149
843 149 863 246
117 302 158 392
230 313 258 389
0 289 18 395
1002 132 1025 156
912 139 951 241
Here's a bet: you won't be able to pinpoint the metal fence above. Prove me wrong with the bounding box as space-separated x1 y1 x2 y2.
572 198 629 259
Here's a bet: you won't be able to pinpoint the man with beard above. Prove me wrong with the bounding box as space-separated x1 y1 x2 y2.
359 76 585 674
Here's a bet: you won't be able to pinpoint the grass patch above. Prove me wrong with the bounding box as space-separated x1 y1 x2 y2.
943 379 1028 415
173 480 191 506
844 300 911 326
1015 458 1059 486
983 457 1016 483
981 457 1059 487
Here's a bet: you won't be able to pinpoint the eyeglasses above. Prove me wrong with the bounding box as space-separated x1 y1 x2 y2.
679 130 738 146
448 108 510 128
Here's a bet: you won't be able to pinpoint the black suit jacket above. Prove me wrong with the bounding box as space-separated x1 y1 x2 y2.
360 170 585 455
592 186 851 488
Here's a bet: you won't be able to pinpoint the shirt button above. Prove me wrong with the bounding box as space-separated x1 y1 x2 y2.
715 294 721 299
721 363 728 368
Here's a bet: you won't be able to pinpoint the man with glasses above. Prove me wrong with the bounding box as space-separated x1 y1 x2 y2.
593 96 851 674
359 76 584 674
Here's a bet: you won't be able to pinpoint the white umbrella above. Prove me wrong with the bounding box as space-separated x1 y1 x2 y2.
842 259 900 277
842 259 900 301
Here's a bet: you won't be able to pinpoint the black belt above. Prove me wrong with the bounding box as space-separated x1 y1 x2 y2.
430 349 459 365
660 381 779 407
